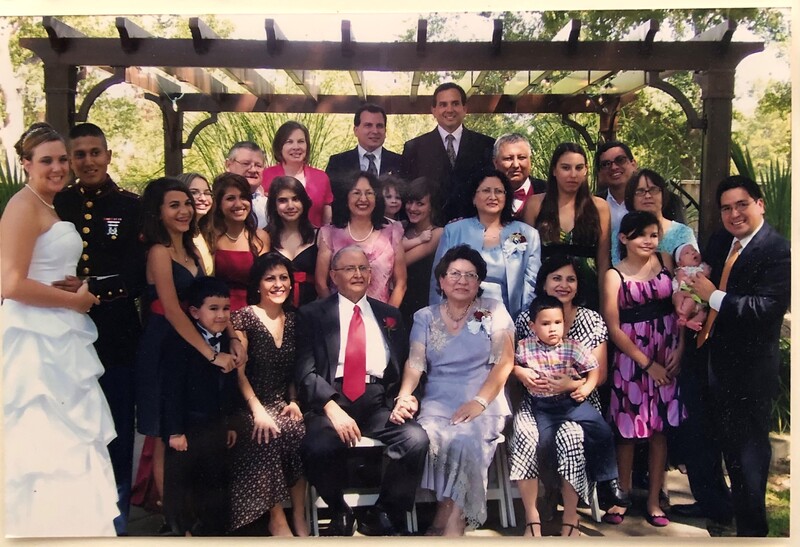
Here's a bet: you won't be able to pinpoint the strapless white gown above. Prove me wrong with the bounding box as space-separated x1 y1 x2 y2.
2 221 118 537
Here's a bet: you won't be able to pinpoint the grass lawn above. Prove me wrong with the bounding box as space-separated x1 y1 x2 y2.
767 473 790 537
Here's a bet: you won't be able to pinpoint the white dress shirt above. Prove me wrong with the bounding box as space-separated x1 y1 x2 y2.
606 189 629 239
437 124 464 158
708 220 764 311
358 145 383 173
334 293 390 379
512 178 532 214
252 187 269 229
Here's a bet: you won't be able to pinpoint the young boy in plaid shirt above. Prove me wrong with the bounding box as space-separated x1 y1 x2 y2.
514 295 618 535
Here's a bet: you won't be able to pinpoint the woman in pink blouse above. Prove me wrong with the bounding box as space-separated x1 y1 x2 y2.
315 171 407 307
262 121 333 228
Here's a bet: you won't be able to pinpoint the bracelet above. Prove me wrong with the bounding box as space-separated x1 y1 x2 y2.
246 395 258 405
289 398 299 404
394 394 413 402
472 396 488 410
209 349 219 363
641 358 654 372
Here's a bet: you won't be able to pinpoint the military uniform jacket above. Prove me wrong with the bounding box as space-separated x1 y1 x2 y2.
54 176 145 369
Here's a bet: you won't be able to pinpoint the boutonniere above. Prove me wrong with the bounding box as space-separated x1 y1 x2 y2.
383 316 398 333
467 308 493 335
502 232 528 257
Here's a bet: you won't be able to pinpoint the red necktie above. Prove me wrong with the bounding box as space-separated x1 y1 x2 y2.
343 305 366 401
513 188 527 201
697 240 742 348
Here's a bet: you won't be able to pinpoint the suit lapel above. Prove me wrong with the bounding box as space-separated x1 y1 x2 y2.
347 148 360 171
322 296 341 383
369 298 397 369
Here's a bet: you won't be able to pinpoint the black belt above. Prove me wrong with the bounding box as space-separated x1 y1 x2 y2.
619 298 673 324
334 375 383 384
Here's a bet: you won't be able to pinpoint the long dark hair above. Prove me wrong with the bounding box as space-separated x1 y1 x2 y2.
140 177 199 260
210 172 264 256
463 168 515 224
537 142 600 246
330 170 388 229
266 175 316 249
246 252 295 310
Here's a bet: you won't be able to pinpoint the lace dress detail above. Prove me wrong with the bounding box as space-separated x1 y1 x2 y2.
409 297 514 527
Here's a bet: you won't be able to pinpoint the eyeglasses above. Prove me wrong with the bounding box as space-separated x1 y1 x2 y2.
331 265 371 275
230 158 265 170
598 155 630 170
444 270 480 282
633 186 663 197
189 189 213 198
720 199 755 216
477 188 507 197
350 190 376 199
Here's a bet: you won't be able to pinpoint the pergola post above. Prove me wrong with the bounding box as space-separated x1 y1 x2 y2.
697 68 735 246
153 96 184 176
43 64 77 137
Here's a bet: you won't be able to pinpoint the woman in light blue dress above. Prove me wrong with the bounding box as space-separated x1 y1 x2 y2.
610 169 697 264
391 245 515 535
429 169 540 319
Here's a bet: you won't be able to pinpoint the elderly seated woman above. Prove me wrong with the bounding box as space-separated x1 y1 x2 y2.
391 244 514 536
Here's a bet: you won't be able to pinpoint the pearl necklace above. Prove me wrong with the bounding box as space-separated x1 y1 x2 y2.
444 298 475 323
224 229 244 242
25 184 55 210
347 222 374 242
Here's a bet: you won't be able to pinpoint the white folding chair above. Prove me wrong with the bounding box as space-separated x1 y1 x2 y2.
306 436 414 536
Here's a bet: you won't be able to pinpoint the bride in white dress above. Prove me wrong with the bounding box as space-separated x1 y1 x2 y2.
1 124 119 537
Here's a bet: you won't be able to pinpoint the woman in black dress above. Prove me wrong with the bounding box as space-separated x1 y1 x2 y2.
266 176 318 308
229 253 307 536
399 176 442 327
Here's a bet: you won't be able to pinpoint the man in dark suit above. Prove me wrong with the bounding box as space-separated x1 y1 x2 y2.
400 82 495 223
53 123 145 536
690 175 790 537
295 246 429 536
326 103 401 188
492 133 546 219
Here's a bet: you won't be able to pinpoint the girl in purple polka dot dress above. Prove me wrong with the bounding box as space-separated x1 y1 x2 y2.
601 211 687 528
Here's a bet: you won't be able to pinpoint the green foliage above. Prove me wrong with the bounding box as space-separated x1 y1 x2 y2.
733 79 791 173
184 111 350 179
770 337 790 434
0 157 24 216
766 484 790 537
731 142 791 240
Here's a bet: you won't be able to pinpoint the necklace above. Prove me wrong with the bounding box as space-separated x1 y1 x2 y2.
25 184 55 210
224 229 244 242
408 223 432 238
347 222 374 242
444 298 475 323
172 247 190 264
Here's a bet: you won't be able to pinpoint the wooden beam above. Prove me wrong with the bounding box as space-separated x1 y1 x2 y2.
125 67 182 97
188 17 271 96
264 18 316 99
416 19 427 54
170 67 227 95
342 20 355 57
491 19 503 55
115 17 151 53
42 16 85 53
176 93 615 115
21 38 763 73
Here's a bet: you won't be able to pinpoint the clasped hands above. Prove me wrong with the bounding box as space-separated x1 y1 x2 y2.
389 394 419 425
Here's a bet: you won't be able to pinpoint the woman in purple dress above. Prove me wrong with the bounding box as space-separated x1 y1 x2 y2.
601 211 686 528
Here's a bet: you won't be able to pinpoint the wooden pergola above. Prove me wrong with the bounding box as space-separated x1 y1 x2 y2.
20 15 763 242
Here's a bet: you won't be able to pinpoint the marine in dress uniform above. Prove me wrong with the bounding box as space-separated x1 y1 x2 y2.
54 174 145 535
